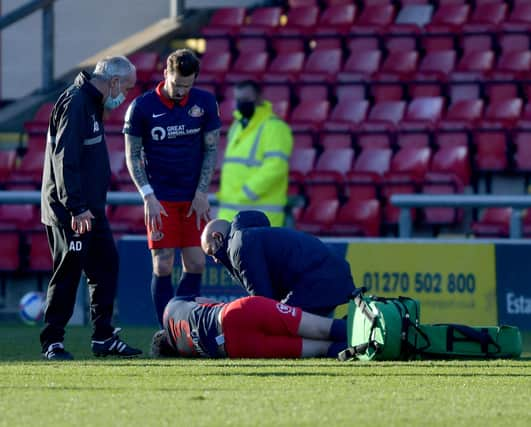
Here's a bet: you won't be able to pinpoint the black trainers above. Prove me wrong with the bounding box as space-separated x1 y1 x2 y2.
91 328 142 357
43 342 74 361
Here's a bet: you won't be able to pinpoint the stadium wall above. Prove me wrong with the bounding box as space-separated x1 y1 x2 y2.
116 237 531 330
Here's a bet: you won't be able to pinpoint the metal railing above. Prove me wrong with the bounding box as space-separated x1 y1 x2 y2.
0 190 303 228
392 194 531 238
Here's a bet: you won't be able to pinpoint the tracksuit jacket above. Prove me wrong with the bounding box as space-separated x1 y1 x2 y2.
41 71 110 226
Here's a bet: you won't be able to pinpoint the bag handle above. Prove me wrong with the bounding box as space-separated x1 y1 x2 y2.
337 342 381 362
434 323 501 355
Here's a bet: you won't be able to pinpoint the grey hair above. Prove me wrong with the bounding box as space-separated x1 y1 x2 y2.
92 56 136 81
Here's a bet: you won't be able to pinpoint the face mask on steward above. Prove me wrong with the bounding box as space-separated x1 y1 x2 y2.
236 100 255 119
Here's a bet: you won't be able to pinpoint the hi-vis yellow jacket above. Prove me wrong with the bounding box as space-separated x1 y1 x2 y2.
217 101 293 226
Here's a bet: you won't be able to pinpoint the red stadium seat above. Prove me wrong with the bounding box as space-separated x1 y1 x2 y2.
201 8 246 37
239 7 282 36
0 150 17 185
512 131 531 179
296 198 339 235
502 2 531 31
426 4 470 31
434 129 469 149
23 102 54 134
289 147 317 194
315 148 354 175
472 130 508 189
109 205 146 235
463 2 507 30
218 98 236 129
395 132 430 149
236 37 268 54
373 50 419 102
499 33 530 55
205 38 231 55
421 174 464 227
319 133 352 150
362 101 407 131
262 84 290 104
324 99 369 132
377 50 419 79
293 133 314 149
129 51 159 84
196 52 232 85
401 97 445 129
28 231 52 272
386 146 432 183
440 99 484 129
272 100 290 121
430 145 470 186
337 50 382 82
304 170 344 204
0 232 20 271
225 52 269 83
297 85 328 103
0 204 38 231
275 6 319 39
263 51 305 83
350 4 395 32
471 207 511 238
416 50 456 79
346 37 379 53
289 100 330 132
315 4 357 35
409 50 456 98
334 84 366 103
482 98 523 128
380 146 431 226
352 147 393 179
289 0 318 6
380 178 418 226
329 199 381 237
299 49 343 84
487 51 531 101
7 150 45 187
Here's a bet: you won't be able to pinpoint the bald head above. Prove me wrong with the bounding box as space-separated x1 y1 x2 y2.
201 219 230 257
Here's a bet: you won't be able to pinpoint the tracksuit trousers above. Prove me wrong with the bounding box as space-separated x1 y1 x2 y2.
40 218 118 351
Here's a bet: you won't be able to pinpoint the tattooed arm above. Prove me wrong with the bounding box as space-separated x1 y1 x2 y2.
125 134 149 190
188 128 220 229
197 128 220 193
125 134 167 233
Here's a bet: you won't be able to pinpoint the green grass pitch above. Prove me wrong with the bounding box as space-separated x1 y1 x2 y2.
1 324 530 427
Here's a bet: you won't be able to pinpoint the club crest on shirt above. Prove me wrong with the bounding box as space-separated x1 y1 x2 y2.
188 105 204 117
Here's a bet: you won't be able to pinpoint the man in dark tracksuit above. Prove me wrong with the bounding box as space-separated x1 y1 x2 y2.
40 56 141 360
201 211 356 316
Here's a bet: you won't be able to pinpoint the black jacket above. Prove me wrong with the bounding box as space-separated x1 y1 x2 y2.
215 211 356 314
41 71 111 226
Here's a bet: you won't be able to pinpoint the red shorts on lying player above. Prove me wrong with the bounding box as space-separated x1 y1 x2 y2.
154 295 347 359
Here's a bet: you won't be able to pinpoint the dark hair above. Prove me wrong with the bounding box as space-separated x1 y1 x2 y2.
166 49 200 77
235 79 262 95
151 330 178 358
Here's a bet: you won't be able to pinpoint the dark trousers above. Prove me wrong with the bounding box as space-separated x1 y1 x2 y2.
40 218 118 351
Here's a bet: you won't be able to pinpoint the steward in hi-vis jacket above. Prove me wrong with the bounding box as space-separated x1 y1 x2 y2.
217 82 293 226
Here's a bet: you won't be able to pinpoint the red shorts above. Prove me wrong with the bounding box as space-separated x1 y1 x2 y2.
147 201 205 249
220 296 303 358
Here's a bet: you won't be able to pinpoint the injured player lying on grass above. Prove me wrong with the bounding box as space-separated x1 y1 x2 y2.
151 295 348 358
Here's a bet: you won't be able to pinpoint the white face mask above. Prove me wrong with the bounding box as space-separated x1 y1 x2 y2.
104 80 125 110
